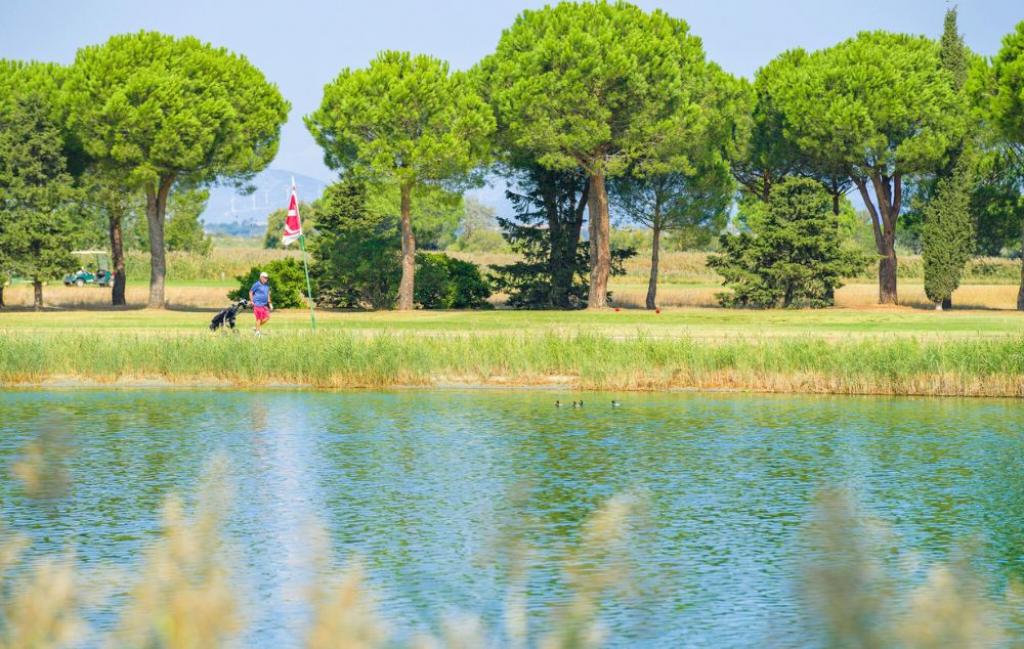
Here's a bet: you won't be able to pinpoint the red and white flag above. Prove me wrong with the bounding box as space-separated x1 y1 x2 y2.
282 185 303 246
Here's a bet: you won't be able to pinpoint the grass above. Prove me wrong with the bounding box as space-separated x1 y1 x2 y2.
1 331 1022 397
1 304 1022 338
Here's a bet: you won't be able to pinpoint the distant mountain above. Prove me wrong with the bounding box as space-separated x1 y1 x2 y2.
201 168 330 228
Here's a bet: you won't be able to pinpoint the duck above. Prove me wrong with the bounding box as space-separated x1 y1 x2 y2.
572 400 583 408
611 400 622 408
555 400 562 408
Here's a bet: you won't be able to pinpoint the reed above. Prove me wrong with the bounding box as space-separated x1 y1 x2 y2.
802 490 1004 648
1 331 1021 397
0 461 1017 647
0 459 642 648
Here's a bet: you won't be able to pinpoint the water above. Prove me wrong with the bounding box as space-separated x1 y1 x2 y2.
0 389 1022 647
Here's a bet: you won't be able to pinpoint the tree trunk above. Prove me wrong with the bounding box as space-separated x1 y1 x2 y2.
935 301 944 311
0 284 4 309
32 280 43 311
855 175 901 305
1018 220 1024 311
109 210 126 306
646 226 661 310
397 183 416 310
587 172 610 309
145 176 173 308
879 249 898 305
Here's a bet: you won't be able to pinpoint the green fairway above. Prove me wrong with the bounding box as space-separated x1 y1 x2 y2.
1 306 1021 339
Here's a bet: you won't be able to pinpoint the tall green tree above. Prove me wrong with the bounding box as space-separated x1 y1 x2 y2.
0 88 79 309
491 166 592 309
979 20 1024 309
708 178 867 308
477 1 716 308
922 160 974 309
306 51 494 310
922 8 975 310
66 31 289 307
776 31 965 304
611 163 732 309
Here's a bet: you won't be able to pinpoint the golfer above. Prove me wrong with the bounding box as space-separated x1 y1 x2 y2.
249 271 273 336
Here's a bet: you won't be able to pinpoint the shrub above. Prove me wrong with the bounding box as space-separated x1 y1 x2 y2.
228 257 308 308
415 253 492 309
309 179 401 310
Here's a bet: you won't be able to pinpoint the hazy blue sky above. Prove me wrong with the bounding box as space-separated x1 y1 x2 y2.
2 0 1022 186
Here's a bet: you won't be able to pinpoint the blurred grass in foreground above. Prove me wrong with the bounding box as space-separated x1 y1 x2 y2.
2 453 1020 648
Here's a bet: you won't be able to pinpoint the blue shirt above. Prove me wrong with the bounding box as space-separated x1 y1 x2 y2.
250 281 270 306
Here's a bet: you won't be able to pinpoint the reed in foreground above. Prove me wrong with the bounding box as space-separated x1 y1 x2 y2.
2 454 1019 648
1 332 1022 397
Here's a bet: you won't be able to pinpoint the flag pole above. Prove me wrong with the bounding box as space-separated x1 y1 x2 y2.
293 177 317 331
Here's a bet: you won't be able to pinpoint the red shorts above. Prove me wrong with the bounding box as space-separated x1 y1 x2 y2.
254 306 270 323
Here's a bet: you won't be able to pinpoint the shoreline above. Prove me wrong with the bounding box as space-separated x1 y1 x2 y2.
2 372 1021 399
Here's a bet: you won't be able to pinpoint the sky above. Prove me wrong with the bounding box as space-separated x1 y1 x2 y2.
1 0 1022 196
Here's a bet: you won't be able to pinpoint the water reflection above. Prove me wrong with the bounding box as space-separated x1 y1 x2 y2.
0 390 1022 647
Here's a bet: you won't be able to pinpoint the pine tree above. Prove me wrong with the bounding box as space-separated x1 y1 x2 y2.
0 92 79 310
923 161 974 309
490 166 635 309
708 178 867 308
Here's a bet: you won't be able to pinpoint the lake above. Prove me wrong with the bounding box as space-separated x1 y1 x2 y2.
0 389 1021 647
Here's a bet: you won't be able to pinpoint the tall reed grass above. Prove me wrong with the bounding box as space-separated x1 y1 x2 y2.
802 490 1006 648
2 457 645 648
1 332 1021 397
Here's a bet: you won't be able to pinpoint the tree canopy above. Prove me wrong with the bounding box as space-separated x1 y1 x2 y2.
774 31 966 304
66 31 289 306
306 50 494 309
477 1 719 307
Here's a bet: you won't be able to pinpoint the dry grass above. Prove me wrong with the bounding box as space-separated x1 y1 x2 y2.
454 251 1022 286
6 281 1018 312
2 285 232 310
613 282 1023 311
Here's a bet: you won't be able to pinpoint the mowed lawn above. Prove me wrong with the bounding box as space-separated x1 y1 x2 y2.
1 301 1022 339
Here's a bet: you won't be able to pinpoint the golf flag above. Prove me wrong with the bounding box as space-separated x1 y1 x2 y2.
282 186 302 246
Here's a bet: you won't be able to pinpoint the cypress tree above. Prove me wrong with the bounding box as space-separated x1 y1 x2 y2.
922 7 975 309
923 161 975 309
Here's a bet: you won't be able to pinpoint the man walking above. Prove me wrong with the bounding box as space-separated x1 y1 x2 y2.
249 271 273 335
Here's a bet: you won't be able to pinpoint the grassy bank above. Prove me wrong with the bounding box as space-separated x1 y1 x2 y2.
2 307 1022 338
2 332 1021 397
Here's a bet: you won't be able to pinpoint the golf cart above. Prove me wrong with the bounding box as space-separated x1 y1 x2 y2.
63 250 114 287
